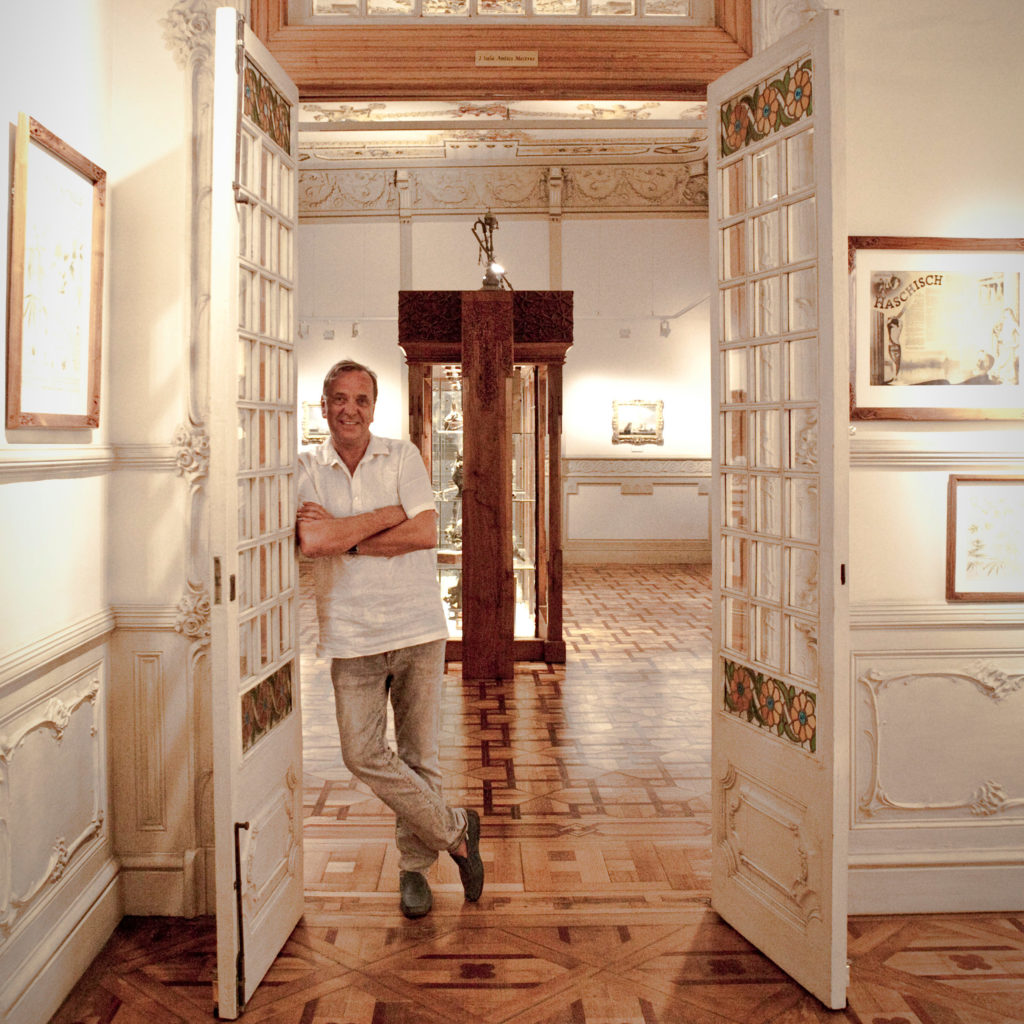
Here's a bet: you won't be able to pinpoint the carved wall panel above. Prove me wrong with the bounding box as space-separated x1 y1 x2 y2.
716 764 822 927
855 654 1024 825
0 664 105 938
242 766 300 920
299 161 708 218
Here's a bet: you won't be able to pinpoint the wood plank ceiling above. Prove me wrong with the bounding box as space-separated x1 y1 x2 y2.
250 0 752 101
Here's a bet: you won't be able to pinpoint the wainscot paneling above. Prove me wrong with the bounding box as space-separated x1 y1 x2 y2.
564 458 711 564
110 620 205 917
0 645 121 1024
848 641 1024 914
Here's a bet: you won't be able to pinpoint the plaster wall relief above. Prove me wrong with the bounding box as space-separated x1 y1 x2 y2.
299 161 708 218
753 0 828 53
242 765 300 921
716 763 823 927
855 656 1024 825
0 666 105 939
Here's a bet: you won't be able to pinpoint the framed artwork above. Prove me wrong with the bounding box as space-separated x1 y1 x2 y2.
849 236 1024 420
612 399 664 446
301 400 329 446
946 475 1024 602
6 113 106 428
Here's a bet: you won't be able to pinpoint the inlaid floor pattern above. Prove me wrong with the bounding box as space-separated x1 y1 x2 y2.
54 565 1024 1023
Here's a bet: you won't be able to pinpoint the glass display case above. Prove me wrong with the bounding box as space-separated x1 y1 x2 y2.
428 365 539 637
398 288 572 678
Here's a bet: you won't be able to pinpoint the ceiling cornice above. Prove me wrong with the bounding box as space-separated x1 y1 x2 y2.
250 0 752 101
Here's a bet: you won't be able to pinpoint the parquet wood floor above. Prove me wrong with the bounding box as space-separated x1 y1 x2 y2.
53 565 1024 1024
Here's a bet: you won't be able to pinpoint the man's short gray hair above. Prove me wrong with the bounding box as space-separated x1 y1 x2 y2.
322 359 378 402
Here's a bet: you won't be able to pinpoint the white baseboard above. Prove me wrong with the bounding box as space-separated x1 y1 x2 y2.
2 858 122 1024
849 855 1024 914
565 538 711 565
120 850 204 916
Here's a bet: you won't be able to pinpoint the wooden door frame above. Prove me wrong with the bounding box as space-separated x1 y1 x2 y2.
250 0 751 100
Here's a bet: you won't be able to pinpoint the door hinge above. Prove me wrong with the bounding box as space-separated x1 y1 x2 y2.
214 557 223 604
234 820 250 1010
840 563 847 585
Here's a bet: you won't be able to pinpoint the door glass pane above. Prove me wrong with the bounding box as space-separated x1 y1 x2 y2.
753 410 780 468
753 276 780 338
722 285 747 342
786 476 819 543
723 473 750 529
722 222 746 279
752 145 779 206
787 128 814 192
754 605 781 669
787 267 817 331
752 211 779 271
787 197 816 264
788 408 818 470
723 535 749 592
788 546 819 614
754 343 780 402
721 159 746 218
724 597 750 655
755 475 781 535
787 337 818 400
788 616 818 682
754 541 781 601
723 347 749 403
723 411 748 466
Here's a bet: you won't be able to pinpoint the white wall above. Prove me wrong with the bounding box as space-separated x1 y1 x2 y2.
0 3 121 1022
842 0 1024 912
296 212 713 561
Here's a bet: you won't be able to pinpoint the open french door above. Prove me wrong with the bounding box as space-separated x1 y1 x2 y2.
209 8 303 1018
708 12 850 1009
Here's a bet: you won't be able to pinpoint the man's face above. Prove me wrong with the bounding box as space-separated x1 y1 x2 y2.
322 369 375 451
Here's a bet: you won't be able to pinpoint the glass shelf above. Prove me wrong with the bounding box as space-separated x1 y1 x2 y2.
428 364 538 639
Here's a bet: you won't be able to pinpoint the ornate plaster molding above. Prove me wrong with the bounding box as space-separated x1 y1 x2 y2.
0 675 104 935
299 161 708 218
174 423 210 484
565 458 712 477
753 0 828 54
243 764 300 916
717 762 822 925
175 582 212 643
857 661 1024 821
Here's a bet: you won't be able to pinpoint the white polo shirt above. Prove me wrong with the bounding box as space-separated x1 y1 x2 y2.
298 435 448 658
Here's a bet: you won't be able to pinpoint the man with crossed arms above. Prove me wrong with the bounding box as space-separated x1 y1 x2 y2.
297 358 483 919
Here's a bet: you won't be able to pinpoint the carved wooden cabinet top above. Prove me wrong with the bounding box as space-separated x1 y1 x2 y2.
398 290 573 364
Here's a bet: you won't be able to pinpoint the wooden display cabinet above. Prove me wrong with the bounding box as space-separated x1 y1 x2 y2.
398 290 572 680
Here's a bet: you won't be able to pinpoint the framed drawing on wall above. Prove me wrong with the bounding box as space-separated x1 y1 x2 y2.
849 236 1024 421
6 112 106 428
612 398 664 446
946 475 1024 602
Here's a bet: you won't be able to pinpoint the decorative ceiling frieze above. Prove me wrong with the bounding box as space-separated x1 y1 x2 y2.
298 159 707 217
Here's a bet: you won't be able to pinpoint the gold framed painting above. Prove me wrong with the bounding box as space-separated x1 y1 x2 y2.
946 474 1024 602
849 236 1024 421
612 399 664 446
6 113 106 428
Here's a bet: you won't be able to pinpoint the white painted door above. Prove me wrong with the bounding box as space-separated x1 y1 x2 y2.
209 8 302 1018
708 12 850 1009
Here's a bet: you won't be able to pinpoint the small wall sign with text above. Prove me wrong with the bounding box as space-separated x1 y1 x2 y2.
475 51 539 67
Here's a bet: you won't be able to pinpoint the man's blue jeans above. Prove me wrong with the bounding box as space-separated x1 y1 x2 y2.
330 638 467 873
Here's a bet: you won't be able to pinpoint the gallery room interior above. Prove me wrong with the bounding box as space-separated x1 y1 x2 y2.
1 0 1022 1021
